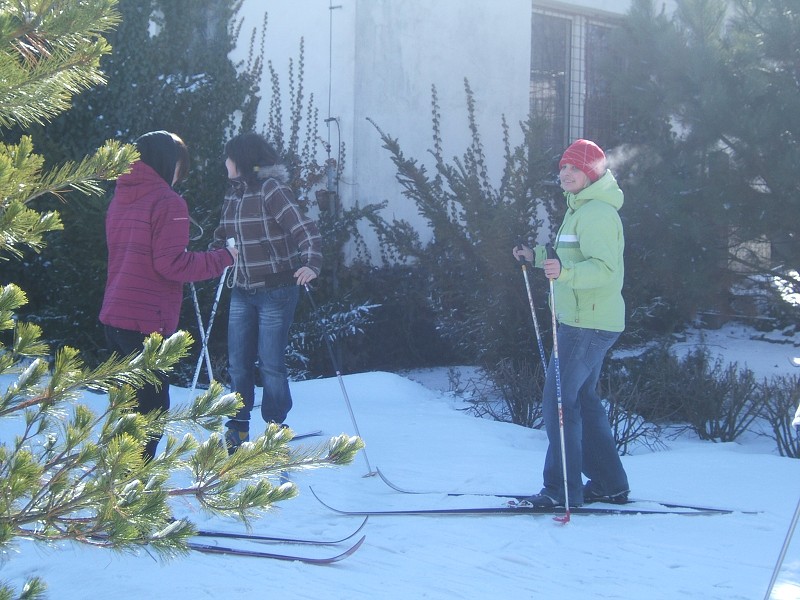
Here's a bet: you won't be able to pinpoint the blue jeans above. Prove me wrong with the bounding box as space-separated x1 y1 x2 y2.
540 324 628 504
226 285 299 431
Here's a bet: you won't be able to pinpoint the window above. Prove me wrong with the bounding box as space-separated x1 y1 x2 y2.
531 4 620 152
530 12 571 153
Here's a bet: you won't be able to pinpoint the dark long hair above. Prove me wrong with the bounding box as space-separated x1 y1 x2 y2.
225 132 279 186
135 130 189 185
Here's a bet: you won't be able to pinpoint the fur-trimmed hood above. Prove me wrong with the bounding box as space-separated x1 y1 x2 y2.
229 163 290 193
255 163 290 184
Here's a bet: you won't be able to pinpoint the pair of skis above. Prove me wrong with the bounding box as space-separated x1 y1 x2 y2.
181 466 739 564
181 438 745 563
186 516 368 564
186 429 368 565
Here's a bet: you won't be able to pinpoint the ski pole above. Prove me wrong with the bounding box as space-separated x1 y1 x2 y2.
304 284 376 477
190 238 235 395
190 271 227 394
546 242 570 524
516 240 548 372
190 282 214 384
763 494 800 600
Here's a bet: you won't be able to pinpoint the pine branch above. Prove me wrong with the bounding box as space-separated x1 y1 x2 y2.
0 0 121 128
22 140 137 203
0 138 136 261
178 427 363 521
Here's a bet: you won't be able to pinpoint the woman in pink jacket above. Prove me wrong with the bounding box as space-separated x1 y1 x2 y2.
100 130 237 459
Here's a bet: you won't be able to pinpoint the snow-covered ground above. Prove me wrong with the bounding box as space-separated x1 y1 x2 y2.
3 324 800 599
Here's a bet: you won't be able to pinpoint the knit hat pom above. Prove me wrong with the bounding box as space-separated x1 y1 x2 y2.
559 139 606 182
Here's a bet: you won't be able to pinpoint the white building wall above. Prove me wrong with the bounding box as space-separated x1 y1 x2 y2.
231 1 634 259
350 0 531 247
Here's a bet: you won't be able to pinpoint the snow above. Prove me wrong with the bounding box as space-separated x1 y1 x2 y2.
3 325 800 600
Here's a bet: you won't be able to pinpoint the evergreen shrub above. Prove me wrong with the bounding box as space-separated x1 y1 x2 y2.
760 374 800 459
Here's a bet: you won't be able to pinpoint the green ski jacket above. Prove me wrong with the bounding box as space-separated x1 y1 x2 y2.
534 170 625 332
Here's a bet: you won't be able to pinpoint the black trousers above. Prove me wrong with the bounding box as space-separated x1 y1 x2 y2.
104 325 170 460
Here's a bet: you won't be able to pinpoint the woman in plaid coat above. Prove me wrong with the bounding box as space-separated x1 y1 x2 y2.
211 133 322 453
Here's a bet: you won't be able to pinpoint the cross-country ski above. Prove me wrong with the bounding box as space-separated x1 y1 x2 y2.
308 487 732 517
374 468 746 514
192 516 368 545
186 535 366 564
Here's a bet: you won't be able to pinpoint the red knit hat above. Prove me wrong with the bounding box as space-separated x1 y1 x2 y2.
559 139 607 182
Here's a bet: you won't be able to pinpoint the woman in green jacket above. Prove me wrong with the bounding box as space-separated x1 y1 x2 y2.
513 139 629 508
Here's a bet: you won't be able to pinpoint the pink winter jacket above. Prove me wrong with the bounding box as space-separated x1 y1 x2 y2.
99 161 233 335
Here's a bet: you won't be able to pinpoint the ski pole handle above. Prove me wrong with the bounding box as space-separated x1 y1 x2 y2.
516 237 527 265
545 243 561 280
515 238 527 265
223 237 238 287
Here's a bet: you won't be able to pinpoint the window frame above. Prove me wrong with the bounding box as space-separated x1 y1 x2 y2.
531 2 622 150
